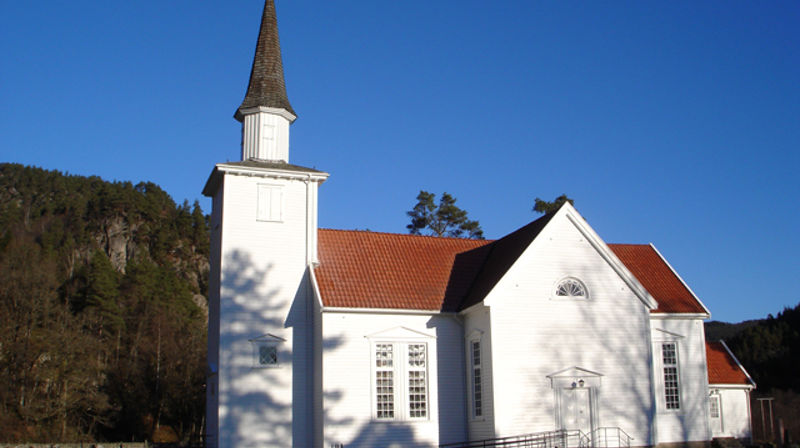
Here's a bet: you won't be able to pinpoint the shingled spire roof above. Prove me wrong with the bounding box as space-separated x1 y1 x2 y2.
235 0 296 121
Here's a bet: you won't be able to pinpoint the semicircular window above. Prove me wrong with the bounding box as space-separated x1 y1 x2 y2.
555 278 588 299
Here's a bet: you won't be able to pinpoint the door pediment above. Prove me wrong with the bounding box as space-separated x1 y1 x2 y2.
547 366 603 389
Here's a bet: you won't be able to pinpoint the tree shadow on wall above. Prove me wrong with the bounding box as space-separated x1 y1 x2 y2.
217 250 291 446
217 249 353 447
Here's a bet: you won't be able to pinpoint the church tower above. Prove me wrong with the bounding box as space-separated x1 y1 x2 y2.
203 1 327 446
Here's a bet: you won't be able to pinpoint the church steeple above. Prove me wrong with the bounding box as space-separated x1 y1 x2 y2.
235 0 296 162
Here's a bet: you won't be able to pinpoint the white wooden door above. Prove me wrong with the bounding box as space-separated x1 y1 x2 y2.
562 388 592 435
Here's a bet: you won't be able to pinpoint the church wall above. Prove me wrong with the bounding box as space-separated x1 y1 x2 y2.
485 210 656 446
650 317 712 444
710 388 752 439
216 172 316 447
321 311 467 448
463 304 496 441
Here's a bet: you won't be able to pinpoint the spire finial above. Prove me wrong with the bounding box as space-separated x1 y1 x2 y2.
235 0 295 121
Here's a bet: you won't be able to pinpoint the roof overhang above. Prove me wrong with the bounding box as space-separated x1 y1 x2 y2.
648 243 712 318
320 306 453 316
709 383 755 390
235 106 297 123
563 206 659 310
202 162 329 197
650 312 711 320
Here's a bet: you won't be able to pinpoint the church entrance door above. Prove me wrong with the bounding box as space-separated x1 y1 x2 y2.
560 387 593 436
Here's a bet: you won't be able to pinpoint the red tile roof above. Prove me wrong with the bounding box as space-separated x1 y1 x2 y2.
608 244 708 314
706 341 753 385
315 227 708 315
315 229 491 311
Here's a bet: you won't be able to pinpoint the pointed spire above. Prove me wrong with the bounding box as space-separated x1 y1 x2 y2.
235 0 295 121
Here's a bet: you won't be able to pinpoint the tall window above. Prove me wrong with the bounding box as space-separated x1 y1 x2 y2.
662 343 680 410
471 340 483 418
408 344 427 418
375 344 395 419
709 395 720 418
373 342 428 420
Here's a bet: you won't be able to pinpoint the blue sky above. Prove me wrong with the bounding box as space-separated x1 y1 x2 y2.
1 1 798 323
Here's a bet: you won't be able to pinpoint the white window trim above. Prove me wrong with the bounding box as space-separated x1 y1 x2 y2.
368 336 433 422
256 183 284 222
467 331 484 421
660 341 682 411
552 277 590 300
248 333 285 369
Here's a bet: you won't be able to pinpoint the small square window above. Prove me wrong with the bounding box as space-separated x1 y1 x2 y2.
257 184 283 222
259 345 277 366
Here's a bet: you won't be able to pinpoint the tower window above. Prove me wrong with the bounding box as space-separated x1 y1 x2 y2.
257 184 283 222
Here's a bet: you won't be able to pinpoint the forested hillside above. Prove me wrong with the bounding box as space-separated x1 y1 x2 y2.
0 163 209 443
706 303 800 392
705 302 800 440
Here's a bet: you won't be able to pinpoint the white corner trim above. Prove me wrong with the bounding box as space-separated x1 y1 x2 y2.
563 208 658 310
648 243 712 318
308 265 324 309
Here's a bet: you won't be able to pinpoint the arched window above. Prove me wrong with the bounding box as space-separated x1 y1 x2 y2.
555 278 588 299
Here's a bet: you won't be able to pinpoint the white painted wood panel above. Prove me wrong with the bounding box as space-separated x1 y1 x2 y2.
464 305 496 441
212 171 321 447
242 112 291 162
710 388 752 439
650 316 711 444
484 210 657 446
321 312 467 448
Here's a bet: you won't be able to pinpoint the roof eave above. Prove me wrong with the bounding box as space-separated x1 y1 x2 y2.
563 206 659 310
648 243 712 317
235 105 297 123
321 306 452 316
650 312 711 319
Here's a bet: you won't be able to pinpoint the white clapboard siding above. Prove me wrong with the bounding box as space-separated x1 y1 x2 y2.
484 210 656 445
463 304 496 441
213 172 319 447
710 388 752 439
321 312 467 448
650 316 712 444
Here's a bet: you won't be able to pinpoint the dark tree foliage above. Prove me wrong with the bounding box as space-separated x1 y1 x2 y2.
722 302 800 393
533 194 574 215
406 190 484 239
0 163 209 444
710 302 800 440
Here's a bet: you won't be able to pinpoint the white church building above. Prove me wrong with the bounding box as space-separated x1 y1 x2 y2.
203 2 755 447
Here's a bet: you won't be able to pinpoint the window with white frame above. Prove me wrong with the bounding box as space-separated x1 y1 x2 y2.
709 395 720 418
372 342 428 421
662 342 681 410
375 344 395 419
256 184 283 222
249 333 284 368
555 278 588 299
471 339 483 418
